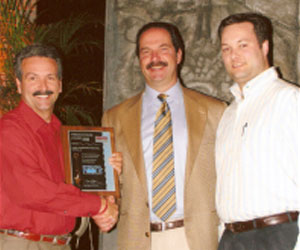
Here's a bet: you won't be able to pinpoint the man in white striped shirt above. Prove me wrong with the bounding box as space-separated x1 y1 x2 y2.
216 12 300 250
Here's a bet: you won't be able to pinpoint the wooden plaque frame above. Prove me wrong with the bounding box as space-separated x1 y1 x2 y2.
61 126 119 198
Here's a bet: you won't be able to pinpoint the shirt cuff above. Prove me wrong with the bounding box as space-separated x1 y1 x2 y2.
81 192 102 216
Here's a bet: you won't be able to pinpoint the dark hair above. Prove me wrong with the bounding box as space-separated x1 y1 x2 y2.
135 21 184 58
14 44 63 81
218 12 273 47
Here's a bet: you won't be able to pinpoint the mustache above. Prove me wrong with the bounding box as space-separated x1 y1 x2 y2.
146 61 168 69
33 90 54 96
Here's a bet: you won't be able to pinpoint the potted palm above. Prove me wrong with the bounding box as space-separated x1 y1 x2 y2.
0 0 103 125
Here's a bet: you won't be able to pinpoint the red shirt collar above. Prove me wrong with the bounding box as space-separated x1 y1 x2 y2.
17 101 61 133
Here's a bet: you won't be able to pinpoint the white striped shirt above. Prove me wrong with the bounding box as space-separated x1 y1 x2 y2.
215 67 300 236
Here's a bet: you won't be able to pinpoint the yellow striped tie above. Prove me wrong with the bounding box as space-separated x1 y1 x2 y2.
152 94 176 221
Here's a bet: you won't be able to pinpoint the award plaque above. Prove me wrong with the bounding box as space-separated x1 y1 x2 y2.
61 126 119 197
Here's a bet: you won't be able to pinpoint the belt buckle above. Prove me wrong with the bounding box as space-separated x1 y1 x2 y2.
7 229 18 236
161 222 166 231
234 223 245 232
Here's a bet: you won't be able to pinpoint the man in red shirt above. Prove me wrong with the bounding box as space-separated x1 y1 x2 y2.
0 44 120 250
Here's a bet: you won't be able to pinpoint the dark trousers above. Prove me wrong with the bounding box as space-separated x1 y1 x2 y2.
218 221 298 250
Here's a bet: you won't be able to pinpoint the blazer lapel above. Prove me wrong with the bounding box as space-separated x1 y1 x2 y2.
183 88 207 181
119 93 148 195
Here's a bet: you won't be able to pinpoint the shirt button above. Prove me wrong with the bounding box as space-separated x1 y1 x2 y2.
145 232 150 237
64 210 67 214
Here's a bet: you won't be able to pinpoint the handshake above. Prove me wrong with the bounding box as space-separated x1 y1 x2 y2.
92 195 119 232
92 152 121 232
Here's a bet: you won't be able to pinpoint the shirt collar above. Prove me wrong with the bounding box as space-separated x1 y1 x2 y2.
18 101 61 133
230 67 278 102
143 80 183 106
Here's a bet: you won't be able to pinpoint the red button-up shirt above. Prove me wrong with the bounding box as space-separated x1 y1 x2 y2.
0 101 101 234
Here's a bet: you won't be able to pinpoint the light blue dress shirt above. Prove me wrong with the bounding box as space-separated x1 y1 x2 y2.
141 81 188 222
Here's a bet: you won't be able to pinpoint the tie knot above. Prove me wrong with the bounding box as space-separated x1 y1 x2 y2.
158 94 168 102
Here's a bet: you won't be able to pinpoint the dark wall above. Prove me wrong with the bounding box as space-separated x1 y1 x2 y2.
37 0 106 125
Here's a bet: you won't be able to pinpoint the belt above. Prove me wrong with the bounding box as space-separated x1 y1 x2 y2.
225 211 298 233
150 219 184 232
0 229 72 245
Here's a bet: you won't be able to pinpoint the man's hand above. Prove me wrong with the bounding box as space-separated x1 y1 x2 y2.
92 196 119 232
109 152 122 175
